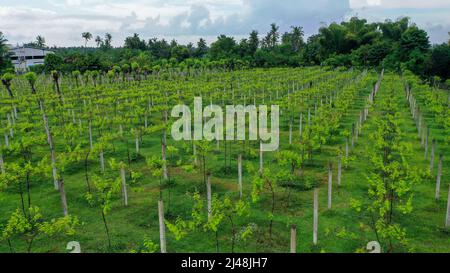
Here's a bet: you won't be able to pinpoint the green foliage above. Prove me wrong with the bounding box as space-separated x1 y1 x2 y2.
85 175 120 215
4 17 439 81
353 77 422 252
1 72 14 83
1 206 79 252
0 32 12 72
24 72 37 86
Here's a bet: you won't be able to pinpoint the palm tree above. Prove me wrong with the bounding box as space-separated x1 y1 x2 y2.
104 33 112 49
36 35 46 48
290 26 304 52
82 32 93 53
0 31 7 51
263 23 279 49
0 32 8 66
95 35 103 48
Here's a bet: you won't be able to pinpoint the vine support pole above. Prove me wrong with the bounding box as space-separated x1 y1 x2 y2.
120 167 128 206
429 140 435 173
158 200 167 253
238 154 243 198
0 152 4 175
435 154 443 201
337 157 342 187
446 185 450 229
207 175 212 221
290 225 297 253
328 162 333 210
58 178 68 216
100 150 105 173
313 188 319 246
259 141 263 174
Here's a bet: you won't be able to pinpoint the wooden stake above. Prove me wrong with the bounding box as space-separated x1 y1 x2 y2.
259 141 263 174
120 167 128 206
290 225 297 253
337 156 342 187
99 150 105 173
345 138 349 159
421 126 425 147
446 185 450 229
162 110 168 180
4 133 9 149
289 121 292 145
43 113 59 190
135 135 140 154
430 140 435 173
313 188 319 246
158 200 167 253
0 152 4 175
418 116 421 138
308 108 311 127
207 175 212 221
238 154 243 198
435 154 443 201
299 113 303 139
58 178 68 216
351 124 355 148
328 162 333 210
88 121 93 150
193 142 198 166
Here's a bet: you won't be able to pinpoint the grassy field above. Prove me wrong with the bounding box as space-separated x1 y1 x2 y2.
0 68 448 253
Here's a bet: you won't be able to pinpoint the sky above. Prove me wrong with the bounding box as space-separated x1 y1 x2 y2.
1 0 449 47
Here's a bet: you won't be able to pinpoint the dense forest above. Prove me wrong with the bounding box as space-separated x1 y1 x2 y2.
1 17 450 84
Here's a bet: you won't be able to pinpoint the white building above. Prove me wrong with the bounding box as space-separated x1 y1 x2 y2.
9 46 54 72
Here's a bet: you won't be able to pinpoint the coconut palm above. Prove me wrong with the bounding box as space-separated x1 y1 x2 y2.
0 31 7 54
0 32 9 71
95 35 103 48
82 32 93 53
104 33 112 49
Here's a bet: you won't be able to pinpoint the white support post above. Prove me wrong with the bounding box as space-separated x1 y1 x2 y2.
158 200 167 253
238 154 243 198
290 225 297 253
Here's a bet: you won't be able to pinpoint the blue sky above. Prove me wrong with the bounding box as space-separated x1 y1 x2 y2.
1 0 449 47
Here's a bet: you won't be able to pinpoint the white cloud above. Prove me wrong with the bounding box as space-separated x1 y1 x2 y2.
350 0 450 9
348 0 450 44
1 0 449 46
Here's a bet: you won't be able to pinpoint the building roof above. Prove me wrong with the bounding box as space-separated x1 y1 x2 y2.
9 47 54 56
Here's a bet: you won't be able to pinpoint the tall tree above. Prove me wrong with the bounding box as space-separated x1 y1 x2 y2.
195 38 208 58
428 44 450 80
0 32 11 72
290 26 304 53
103 33 113 50
398 26 430 62
209 35 238 60
264 23 280 49
82 32 93 53
36 35 46 48
248 30 259 55
148 38 171 59
95 35 103 48
124 33 147 50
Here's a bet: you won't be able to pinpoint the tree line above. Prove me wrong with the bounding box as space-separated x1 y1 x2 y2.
1 17 450 84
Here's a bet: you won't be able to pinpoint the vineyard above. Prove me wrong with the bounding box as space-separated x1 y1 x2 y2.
0 67 449 253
